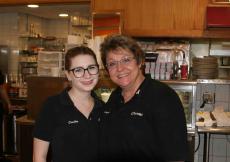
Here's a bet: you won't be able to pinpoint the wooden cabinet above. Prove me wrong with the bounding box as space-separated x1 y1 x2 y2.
204 0 230 38
27 76 67 120
210 0 230 4
91 0 124 11
124 0 208 37
0 0 89 5
92 0 209 38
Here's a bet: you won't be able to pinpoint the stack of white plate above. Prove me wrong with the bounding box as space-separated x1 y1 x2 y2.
192 56 218 79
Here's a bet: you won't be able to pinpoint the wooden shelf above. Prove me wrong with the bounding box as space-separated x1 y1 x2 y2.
203 29 230 38
72 24 91 27
10 97 27 101
219 65 230 69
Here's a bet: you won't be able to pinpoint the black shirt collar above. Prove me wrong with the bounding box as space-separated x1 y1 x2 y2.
113 76 151 103
59 88 103 109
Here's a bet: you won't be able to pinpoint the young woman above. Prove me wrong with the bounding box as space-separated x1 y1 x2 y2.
33 46 104 162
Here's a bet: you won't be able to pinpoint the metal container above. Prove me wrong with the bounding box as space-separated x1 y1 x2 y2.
2 108 27 154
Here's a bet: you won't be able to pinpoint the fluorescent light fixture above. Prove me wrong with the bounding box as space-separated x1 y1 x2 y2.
59 13 69 17
27 4 39 8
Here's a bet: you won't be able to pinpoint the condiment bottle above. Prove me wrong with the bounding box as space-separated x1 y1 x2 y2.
180 53 188 80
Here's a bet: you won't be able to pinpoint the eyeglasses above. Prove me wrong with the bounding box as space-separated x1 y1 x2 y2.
106 56 135 70
69 64 99 78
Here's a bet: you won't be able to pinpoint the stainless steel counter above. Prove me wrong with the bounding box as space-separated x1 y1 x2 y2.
198 126 230 134
197 79 230 84
161 80 197 85
197 126 230 162
16 115 35 125
162 79 230 85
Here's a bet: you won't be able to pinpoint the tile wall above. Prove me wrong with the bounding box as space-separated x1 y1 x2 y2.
194 83 230 162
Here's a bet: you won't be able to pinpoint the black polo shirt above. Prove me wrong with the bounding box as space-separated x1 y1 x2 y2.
34 89 104 162
100 77 189 162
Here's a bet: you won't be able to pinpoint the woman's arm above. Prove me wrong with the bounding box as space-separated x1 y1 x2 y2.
33 138 50 162
0 85 12 113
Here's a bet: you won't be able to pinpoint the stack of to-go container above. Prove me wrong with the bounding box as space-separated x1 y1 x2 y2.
192 56 218 79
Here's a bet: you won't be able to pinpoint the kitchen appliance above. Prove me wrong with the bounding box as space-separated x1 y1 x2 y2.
163 81 197 162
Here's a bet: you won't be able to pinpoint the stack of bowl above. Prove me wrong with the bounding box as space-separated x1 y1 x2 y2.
192 56 218 79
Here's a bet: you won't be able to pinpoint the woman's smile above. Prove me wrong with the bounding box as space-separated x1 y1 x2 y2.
80 79 94 85
117 72 129 79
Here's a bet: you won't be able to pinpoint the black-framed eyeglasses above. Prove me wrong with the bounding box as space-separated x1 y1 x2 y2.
69 64 99 78
106 56 135 70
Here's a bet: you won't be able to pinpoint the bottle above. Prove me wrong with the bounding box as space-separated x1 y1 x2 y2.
10 74 19 98
180 53 188 80
172 49 179 80
2 74 9 95
172 61 179 80
8 73 14 98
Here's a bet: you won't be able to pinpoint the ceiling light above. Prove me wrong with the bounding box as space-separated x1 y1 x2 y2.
59 13 69 17
27 4 39 8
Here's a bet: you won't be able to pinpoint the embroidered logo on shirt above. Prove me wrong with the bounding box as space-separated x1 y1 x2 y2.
136 89 140 95
131 112 143 117
104 111 110 114
67 120 79 125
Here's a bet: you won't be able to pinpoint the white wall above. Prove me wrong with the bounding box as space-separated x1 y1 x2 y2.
190 40 210 58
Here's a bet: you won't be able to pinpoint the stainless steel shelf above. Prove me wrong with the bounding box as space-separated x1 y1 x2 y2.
197 79 230 84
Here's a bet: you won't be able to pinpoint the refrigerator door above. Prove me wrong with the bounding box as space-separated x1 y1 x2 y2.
0 45 10 75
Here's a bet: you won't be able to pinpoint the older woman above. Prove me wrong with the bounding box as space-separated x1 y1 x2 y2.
99 35 189 162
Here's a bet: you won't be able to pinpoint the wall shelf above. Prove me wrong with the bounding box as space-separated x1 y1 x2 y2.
219 65 230 68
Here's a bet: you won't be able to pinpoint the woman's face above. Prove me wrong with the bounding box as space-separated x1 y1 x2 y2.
106 48 142 90
65 54 99 93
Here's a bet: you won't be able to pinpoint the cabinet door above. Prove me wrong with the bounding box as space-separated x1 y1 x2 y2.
92 0 208 37
124 0 208 37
